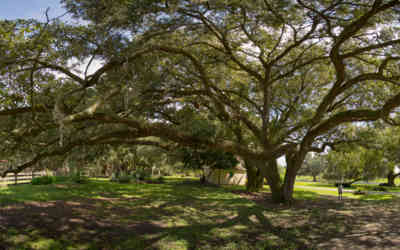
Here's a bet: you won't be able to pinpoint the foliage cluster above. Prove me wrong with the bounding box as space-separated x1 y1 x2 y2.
31 176 55 185
179 147 239 171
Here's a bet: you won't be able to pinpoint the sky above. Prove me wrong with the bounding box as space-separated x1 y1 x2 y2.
0 0 67 21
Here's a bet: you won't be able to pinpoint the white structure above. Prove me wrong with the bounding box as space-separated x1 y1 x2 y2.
204 164 247 185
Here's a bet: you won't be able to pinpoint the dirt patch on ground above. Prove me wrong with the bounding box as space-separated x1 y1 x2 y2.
0 198 163 249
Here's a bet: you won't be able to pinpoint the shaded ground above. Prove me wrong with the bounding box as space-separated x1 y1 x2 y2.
0 178 399 249
235 190 400 249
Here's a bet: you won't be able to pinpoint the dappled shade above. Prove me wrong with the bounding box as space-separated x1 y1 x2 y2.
1 179 399 249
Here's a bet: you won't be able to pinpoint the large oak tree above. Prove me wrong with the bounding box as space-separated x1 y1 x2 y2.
1 0 400 203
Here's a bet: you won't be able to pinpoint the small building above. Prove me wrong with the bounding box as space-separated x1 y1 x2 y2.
204 164 247 185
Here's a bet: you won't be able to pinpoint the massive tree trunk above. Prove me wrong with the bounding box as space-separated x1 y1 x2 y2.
281 166 297 203
259 159 285 202
244 160 264 192
245 152 306 204
244 158 284 200
245 158 290 203
270 152 306 204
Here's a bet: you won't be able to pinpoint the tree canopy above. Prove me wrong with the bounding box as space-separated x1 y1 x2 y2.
1 0 400 202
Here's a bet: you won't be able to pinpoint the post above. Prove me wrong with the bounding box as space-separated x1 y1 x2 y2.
14 172 17 185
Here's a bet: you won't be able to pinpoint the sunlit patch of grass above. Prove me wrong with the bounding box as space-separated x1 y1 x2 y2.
295 181 335 188
264 182 397 202
371 178 400 186
3 227 80 250
28 238 63 250
7 234 30 245
357 193 397 201
295 179 400 193
293 190 319 200
294 187 340 197
293 186 397 201
153 233 193 250
353 184 400 192
89 177 109 181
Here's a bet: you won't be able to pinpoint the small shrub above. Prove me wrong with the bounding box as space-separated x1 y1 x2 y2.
54 176 69 183
132 170 151 181
117 176 131 183
31 176 55 185
72 175 89 184
379 183 391 187
110 173 118 182
334 182 352 188
372 186 388 192
145 176 165 184
157 176 165 183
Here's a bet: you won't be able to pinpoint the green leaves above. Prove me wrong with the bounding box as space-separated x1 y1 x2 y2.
178 147 238 170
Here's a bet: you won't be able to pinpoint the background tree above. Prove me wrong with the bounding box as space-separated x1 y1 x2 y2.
323 145 387 186
373 126 400 186
298 153 325 182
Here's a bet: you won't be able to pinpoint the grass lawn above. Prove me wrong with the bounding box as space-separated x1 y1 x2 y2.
0 177 399 249
295 181 400 193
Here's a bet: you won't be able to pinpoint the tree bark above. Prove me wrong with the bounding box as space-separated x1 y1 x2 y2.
245 160 264 192
281 164 297 204
259 159 285 202
279 152 306 204
245 154 305 204
387 170 399 186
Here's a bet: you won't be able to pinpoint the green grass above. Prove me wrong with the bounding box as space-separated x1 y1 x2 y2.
295 180 400 193
0 177 398 249
259 182 398 201
296 175 400 186
293 186 397 201
352 184 400 192
0 178 296 249
295 181 335 188
371 177 400 186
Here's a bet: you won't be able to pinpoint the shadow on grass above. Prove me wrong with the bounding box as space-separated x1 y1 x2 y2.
0 178 399 249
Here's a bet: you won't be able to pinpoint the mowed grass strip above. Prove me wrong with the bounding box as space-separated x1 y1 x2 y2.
0 177 398 250
295 181 400 193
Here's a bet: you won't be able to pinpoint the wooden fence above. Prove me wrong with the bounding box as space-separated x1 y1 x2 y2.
0 171 45 185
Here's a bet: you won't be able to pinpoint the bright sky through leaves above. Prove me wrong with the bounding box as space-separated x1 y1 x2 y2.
0 0 65 21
